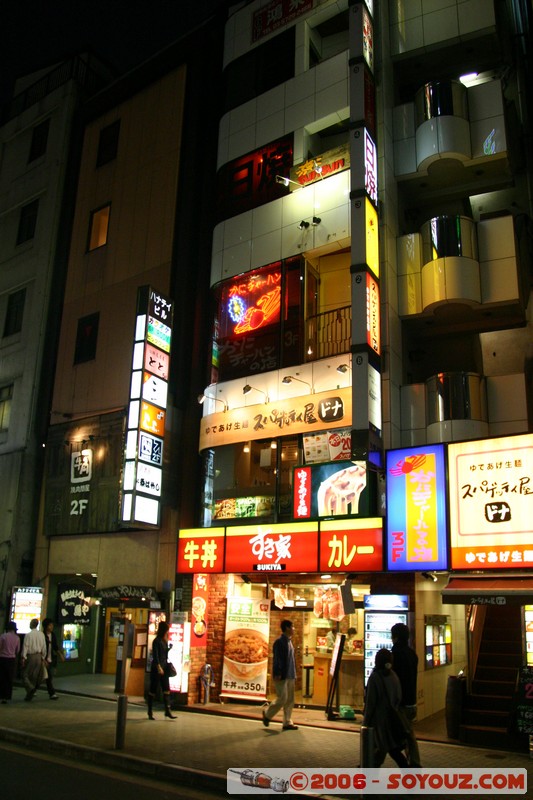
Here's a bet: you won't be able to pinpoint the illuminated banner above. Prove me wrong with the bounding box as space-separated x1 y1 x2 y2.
178 528 225 573
199 387 351 450
366 273 380 354
319 518 383 572
191 574 209 647
10 586 44 634
349 64 376 138
351 128 378 205
289 143 350 190
225 522 319 573
121 286 173 528
221 597 270 702
293 460 375 519
386 445 448 571
349 3 374 73
448 434 533 570
303 428 352 463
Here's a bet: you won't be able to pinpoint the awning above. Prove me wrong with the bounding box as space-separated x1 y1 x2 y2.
442 576 533 606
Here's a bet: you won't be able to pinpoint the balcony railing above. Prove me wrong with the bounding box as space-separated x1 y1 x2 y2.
305 305 351 361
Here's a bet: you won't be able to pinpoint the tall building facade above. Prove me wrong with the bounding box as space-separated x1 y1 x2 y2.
179 0 532 741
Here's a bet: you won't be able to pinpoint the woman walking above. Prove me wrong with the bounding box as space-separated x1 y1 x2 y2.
147 621 176 720
363 648 409 767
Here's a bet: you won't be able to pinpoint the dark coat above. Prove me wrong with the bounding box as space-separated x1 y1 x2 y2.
391 640 418 706
363 667 404 752
272 634 293 680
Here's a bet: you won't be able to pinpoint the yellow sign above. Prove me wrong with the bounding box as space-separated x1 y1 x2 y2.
199 387 352 451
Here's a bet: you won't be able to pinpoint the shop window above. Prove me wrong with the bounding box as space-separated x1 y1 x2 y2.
28 118 50 163
74 311 99 364
206 436 300 525
87 204 110 251
16 199 39 245
96 119 120 167
0 384 13 432
3 288 26 337
212 257 303 382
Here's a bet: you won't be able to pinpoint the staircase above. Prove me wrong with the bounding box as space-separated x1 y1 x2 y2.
459 605 527 750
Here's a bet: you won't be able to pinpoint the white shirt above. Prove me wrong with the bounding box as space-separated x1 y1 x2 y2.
22 629 47 658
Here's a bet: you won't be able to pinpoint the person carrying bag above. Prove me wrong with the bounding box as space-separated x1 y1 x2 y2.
362 648 409 767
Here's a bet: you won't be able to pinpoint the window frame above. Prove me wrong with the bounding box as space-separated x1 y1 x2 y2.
87 204 111 252
28 118 50 163
16 199 39 245
3 288 26 338
96 120 120 168
0 384 14 432
74 312 100 365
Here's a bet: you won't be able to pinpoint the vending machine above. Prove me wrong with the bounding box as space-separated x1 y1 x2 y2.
363 595 409 684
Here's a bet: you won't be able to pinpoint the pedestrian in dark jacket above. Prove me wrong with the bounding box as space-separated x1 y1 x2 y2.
42 619 65 700
262 620 298 730
147 621 176 720
363 648 408 767
391 622 421 766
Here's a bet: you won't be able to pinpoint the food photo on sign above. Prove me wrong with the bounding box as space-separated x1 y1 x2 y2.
221 596 270 701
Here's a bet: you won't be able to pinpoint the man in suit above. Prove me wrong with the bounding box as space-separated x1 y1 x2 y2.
262 620 298 730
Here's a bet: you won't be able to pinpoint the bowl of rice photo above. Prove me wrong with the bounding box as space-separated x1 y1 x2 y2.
223 628 269 680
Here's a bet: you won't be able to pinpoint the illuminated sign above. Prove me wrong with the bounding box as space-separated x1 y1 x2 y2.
289 143 350 190
225 522 319 572
319 518 383 572
121 286 173 528
293 460 374 520
368 363 381 433
362 5 374 72
386 445 448 571
448 433 533 570
71 450 92 483
178 528 225 573
303 428 352 463
10 587 44 634
252 0 312 41
199 387 351 450
366 273 380 354
349 3 374 74
213 495 275 521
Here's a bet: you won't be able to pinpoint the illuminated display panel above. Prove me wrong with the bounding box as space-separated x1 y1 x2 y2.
319 518 383 572
386 444 448 571
10 587 44 634
448 433 533 570
225 522 319 573
177 528 225 573
366 273 380 354
293 460 375 520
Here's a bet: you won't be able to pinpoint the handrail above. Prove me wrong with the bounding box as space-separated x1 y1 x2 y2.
305 305 351 360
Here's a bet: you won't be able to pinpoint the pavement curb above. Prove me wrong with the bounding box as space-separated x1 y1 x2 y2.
0 725 227 793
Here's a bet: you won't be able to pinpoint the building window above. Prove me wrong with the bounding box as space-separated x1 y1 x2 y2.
28 119 50 163
96 120 120 167
3 288 26 337
74 312 99 364
0 384 13 432
87 205 110 251
16 199 39 245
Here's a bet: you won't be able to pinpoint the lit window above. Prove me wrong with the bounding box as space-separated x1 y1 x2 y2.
16 199 39 245
88 205 110 251
3 288 26 337
0 384 13 431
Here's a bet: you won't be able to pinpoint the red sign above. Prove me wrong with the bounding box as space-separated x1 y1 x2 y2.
191 574 209 647
319 519 383 572
225 522 319 573
294 466 312 519
177 529 224 573
252 0 313 42
366 273 380 355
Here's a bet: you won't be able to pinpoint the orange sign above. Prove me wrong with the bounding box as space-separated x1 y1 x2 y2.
177 528 225 573
140 401 165 437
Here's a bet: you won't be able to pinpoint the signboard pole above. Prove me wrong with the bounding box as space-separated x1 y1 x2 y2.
325 633 345 720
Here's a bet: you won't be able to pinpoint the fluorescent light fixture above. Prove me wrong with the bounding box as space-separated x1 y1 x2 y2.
459 72 478 86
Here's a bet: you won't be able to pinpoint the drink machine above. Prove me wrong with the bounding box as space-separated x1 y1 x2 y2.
364 594 409 684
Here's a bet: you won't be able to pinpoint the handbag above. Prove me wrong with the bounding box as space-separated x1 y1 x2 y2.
165 662 177 678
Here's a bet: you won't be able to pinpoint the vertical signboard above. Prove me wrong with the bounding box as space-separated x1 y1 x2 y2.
386 445 448 571
121 286 173 527
9 587 44 633
349 2 381 463
221 596 270 701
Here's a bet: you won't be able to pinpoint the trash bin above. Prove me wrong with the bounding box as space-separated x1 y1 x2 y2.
445 674 466 738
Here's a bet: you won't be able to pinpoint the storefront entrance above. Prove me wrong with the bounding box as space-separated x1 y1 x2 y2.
101 606 150 674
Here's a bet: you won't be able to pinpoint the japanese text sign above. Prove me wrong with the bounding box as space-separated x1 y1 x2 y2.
178 528 225 573
319 518 383 572
225 522 319 573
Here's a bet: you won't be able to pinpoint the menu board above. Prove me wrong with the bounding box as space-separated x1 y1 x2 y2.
221 597 270 701
526 607 533 666
10 586 44 634
515 666 533 734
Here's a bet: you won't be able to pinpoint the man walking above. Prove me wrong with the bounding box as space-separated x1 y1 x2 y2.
262 620 298 730
391 622 422 766
21 618 47 701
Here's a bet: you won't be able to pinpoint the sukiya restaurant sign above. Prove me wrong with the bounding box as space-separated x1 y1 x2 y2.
199 387 351 450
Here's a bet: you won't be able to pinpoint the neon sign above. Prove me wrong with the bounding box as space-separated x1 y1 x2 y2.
225 268 282 335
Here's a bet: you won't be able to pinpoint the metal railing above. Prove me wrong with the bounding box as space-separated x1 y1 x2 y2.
305 305 351 361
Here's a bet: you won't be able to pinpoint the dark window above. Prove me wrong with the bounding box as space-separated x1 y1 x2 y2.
96 120 120 167
0 384 13 431
87 204 111 250
223 27 295 113
16 199 39 245
28 119 50 162
3 288 26 337
74 312 99 364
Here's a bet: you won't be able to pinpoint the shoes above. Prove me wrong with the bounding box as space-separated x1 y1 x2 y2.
282 723 298 730
262 709 270 727
49 694 59 700
164 710 177 719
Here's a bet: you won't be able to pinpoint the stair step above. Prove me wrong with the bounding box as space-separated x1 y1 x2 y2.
475 666 519 681
463 708 509 726
459 723 529 752
467 693 513 713
472 679 515 696
477 652 522 667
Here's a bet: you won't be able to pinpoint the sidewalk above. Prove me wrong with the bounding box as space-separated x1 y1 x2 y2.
0 678 531 798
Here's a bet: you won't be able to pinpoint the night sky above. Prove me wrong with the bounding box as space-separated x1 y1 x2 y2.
0 0 231 108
